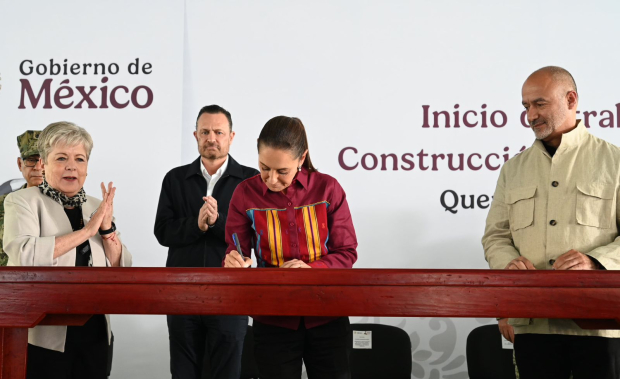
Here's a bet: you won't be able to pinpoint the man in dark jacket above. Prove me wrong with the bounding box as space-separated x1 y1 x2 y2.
155 105 259 379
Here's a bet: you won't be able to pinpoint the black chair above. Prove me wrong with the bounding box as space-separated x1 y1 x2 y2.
202 324 260 379
0 179 25 196
466 324 516 379
348 323 412 379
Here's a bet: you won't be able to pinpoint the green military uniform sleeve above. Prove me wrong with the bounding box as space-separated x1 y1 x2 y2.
0 193 8 266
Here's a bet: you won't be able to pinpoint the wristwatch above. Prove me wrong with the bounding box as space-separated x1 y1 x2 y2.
99 222 116 236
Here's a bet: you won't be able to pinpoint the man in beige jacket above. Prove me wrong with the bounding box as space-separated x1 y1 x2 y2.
482 66 620 379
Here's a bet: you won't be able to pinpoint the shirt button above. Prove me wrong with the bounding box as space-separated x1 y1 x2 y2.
287 202 292 206
549 220 557 226
292 244 297 248
552 181 559 187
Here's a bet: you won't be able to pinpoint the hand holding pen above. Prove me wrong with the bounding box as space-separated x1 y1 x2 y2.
224 233 252 268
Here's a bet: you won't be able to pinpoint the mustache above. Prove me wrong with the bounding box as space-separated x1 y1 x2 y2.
529 119 546 127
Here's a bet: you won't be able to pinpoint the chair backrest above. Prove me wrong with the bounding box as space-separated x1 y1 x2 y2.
466 324 516 379
0 179 26 196
349 323 412 379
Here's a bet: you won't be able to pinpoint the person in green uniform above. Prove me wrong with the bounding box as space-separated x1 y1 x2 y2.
0 130 43 266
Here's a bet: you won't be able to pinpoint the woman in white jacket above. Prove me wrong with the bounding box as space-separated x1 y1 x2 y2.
3 121 132 379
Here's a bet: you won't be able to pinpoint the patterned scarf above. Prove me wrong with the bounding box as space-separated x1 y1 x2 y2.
38 178 87 207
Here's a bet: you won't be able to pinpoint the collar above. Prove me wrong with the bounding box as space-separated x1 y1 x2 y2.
533 119 588 155
201 156 229 180
185 154 245 180
296 167 309 189
260 166 310 196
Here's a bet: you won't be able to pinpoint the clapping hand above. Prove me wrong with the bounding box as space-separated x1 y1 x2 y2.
204 196 218 226
198 196 218 232
85 182 116 236
99 182 115 230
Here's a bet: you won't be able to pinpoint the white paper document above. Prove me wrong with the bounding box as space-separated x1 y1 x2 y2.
353 330 372 349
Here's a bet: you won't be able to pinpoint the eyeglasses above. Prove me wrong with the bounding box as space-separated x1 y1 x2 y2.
22 157 41 167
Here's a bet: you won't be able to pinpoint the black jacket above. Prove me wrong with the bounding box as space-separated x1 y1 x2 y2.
154 155 259 267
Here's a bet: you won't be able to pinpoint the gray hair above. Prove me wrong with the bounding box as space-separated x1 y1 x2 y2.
38 122 94 163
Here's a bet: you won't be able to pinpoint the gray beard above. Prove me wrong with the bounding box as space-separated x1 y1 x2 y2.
532 122 554 140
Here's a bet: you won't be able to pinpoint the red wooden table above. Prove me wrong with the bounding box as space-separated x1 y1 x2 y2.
2 267 620 378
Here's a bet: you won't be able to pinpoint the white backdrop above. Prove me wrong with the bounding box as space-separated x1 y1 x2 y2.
2 0 620 378
0 1 183 378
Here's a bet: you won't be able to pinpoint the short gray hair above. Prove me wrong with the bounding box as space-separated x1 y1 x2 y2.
38 122 94 163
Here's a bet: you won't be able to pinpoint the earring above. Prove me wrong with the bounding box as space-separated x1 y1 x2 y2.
298 166 302 172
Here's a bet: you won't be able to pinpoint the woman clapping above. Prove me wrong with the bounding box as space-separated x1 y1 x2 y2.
3 121 132 379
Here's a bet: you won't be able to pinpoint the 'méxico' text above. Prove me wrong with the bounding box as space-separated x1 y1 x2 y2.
18 58 154 110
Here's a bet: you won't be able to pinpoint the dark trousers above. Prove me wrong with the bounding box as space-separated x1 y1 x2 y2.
253 317 350 379
515 333 620 379
167 315 248 379
27 315 108 379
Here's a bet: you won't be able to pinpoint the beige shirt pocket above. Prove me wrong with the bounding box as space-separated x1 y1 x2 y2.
576 182 615 229
506 186 537 231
